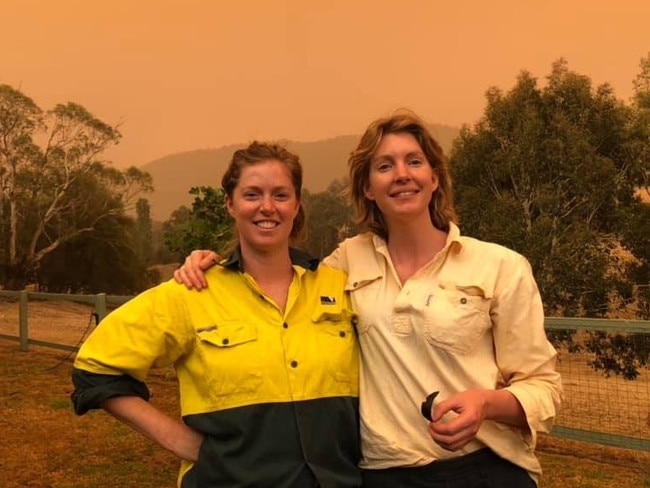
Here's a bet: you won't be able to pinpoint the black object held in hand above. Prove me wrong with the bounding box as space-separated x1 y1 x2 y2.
420 391 439 422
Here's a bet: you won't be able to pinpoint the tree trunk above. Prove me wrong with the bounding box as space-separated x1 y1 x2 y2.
3 262 31 290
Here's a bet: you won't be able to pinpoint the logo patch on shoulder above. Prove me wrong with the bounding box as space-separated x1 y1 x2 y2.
320 296 337 305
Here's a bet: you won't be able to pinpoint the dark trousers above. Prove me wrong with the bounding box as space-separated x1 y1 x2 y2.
361 448 536 488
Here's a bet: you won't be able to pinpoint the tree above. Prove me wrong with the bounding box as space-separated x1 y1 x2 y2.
0 84 153 289
134 198 153 266
620 52 650 320
37 212 150 294
163 186 232 260
302 178 357 258
450 57 650 378
0 85 42 284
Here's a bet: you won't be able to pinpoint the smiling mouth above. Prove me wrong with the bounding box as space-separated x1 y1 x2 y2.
390 190 418 198
255 220 279 229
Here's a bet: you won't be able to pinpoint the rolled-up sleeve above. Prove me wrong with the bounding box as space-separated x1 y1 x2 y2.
71 282 193 415
71 369 150 415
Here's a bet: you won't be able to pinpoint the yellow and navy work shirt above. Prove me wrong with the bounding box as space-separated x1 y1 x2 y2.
324 224 562 485
72 248 361 488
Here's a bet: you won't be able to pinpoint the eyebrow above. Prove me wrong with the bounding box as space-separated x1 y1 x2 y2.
372 150 426 162
240 185 293 192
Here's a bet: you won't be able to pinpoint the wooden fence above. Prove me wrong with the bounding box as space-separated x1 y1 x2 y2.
1 289 649 452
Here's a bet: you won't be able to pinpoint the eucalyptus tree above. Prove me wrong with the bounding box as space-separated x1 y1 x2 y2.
0 84 153 288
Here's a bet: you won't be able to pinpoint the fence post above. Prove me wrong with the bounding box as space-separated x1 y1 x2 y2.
95 293 107 323
19 290 28 352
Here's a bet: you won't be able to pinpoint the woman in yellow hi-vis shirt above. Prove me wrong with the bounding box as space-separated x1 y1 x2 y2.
71 141 361 488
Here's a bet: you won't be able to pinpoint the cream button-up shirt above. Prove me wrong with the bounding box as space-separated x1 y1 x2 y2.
323 223 562 484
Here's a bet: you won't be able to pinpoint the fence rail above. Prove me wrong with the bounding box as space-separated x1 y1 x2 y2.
1 289 649 452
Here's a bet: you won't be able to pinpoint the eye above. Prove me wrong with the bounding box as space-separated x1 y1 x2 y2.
408 158 424 167
375 161 393 172
243 192 259 200
275 192 290 201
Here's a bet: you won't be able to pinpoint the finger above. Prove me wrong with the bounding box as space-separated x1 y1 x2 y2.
199 252 219 271
172 266 193 289
431 399 454 423
184 265 206 290
185 251 214 289
428 423 472 452
173 268 183 285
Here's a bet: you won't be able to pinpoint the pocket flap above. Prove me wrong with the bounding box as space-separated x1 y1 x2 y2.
311 300 344 323
197 322 257 347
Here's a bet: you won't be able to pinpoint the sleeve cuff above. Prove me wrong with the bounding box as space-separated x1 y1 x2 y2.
71 368 151 415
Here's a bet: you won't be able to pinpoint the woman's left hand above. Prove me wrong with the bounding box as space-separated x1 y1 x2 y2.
427 390 487 451
428 388 526 451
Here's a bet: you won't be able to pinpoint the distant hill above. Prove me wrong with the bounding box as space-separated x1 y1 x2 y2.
141 124 460 221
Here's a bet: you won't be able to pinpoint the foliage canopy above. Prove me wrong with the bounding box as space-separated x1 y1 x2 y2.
450 57 650 378
0 84 153 292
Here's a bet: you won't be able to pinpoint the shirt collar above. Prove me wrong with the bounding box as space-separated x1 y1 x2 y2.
370 221 464 255
221 246 320 272
447 222 463 251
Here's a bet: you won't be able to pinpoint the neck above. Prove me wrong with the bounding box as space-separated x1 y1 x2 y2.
238 243 294 311
384 218 448 283
239 243 293 281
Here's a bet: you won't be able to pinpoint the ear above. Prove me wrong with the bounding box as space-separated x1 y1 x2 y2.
225 195 236 218
364 184 376 201
431 169 439 193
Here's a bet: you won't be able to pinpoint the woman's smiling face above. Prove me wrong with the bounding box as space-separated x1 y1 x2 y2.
364 132 438 225
226 159 300 253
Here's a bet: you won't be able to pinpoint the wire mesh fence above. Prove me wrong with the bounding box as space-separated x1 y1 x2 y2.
547 319 650 451
1 291 649 451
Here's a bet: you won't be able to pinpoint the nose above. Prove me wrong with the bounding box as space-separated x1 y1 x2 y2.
260 194 274 213
394 160 411 181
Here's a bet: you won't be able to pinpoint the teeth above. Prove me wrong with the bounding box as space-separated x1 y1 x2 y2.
256 221 277 228
393 191 416 197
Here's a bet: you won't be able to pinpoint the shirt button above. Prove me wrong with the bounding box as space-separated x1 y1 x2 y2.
283 322 289 329
353 282 358 287
460 297 467 304
339 331 346 338
222 338 229 345
290 360 298 368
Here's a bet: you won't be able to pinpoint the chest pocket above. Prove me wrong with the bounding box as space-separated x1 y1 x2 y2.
311 303 358 384
196 322 263 398
422 285 492 355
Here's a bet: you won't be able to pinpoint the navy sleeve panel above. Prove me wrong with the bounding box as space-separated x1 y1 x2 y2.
71 368 151 415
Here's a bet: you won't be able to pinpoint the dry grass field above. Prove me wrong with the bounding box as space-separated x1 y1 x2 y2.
556 342 650 441
1 298 649 487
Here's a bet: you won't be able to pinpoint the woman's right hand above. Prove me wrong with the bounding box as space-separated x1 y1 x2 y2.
173 250 220 290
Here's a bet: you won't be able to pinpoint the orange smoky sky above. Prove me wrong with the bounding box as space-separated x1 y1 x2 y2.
1 0 649 168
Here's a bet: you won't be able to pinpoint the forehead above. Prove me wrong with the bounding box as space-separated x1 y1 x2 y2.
373 132 424 158
237 159 294 187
